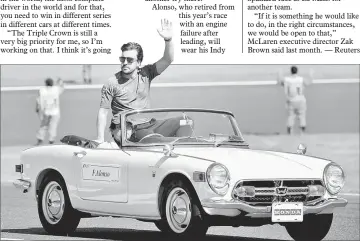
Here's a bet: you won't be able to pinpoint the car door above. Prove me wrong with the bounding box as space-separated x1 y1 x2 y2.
119 146 176 217
75 148 128 203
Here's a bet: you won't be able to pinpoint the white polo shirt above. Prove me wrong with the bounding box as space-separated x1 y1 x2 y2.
283 75 306 101
38 86 63 116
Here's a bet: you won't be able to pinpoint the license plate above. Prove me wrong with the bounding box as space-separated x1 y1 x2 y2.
271 202 303 222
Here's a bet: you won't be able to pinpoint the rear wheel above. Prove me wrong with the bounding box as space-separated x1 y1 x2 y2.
38 174 81 235
285 214 333 241
157 179 208 238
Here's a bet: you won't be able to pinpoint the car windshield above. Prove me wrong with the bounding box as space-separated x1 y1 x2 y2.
123 109 245 146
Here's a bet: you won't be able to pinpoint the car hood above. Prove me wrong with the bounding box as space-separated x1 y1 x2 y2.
174 147 331 180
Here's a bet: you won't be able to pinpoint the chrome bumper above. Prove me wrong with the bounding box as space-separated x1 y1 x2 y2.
202 198 348 218
13 179 31 193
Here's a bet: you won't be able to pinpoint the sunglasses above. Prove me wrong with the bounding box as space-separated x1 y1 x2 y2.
119 57 137 64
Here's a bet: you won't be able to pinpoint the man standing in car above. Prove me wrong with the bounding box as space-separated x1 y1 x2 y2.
95 19 174 143
278 66 312 135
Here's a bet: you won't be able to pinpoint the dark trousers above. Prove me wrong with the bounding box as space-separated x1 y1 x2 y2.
133 116 191 141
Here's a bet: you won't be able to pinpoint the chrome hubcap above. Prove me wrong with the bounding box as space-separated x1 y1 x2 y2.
42 181 65 224
166 187 192 233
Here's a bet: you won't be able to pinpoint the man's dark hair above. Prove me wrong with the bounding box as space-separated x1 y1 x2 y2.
121 42 144 63
291 66 298 75
45 78 54 86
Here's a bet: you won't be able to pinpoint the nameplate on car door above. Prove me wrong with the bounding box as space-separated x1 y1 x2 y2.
82 163 120 182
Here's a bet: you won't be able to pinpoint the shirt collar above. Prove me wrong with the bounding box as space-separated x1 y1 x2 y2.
115 70 139 81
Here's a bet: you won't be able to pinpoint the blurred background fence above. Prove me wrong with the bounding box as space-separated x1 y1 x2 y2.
1 65 359 146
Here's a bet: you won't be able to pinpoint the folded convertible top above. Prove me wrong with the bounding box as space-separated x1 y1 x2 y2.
60 135 99 149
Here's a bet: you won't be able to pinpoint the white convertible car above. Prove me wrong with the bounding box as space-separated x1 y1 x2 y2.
14 108 347 240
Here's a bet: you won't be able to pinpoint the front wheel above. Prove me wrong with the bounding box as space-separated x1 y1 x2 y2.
285 214 333 241
154 220 168 233
157 180 208 238
38 175 81 235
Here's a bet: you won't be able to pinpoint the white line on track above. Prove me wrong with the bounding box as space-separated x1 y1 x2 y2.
1 238 24 240
1 79 359 92
340 193 360 197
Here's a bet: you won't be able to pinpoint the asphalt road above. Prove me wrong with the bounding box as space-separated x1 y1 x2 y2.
1 184 359 241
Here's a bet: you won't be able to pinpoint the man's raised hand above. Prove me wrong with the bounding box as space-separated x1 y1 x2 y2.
157 19 173 41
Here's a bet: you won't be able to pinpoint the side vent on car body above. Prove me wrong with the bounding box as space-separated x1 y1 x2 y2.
15 164 23 173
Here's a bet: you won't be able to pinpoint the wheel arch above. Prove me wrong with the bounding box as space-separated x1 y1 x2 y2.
36 168 66 200
157 172 204 217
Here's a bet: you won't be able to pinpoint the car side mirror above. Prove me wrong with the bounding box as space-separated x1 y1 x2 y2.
297 143 307 155
163 144 177 157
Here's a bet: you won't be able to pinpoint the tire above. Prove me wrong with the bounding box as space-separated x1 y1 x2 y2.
157 179 208 238
37 174 81 235
285 214 333 241
154 220 168 232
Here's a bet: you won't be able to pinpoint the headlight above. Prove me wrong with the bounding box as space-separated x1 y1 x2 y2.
323 163 345 195
206 163 230 196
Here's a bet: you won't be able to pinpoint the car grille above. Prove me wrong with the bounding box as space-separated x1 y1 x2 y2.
232 180 324 206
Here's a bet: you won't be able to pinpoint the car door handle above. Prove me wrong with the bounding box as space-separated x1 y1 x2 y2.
74 151 87 158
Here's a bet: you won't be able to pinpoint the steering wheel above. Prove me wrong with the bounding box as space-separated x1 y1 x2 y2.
139 133 165 142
